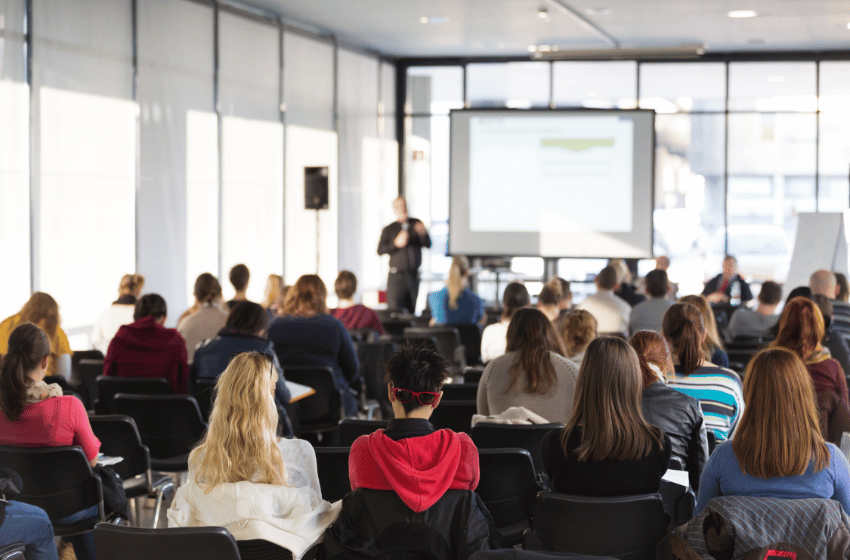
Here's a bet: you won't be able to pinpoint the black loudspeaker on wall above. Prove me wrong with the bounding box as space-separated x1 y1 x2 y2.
304 166 329 210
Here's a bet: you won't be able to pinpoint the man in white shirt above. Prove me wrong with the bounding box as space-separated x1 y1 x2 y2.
577 266 631 337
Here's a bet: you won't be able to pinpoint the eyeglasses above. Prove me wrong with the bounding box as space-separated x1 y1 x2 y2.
392 387 439 407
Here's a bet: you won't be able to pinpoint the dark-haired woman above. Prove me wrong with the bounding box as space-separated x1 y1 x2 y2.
541 336 671 496
0 292 72 380
631 330 708 490
663 303 744 443
480 282 530 363
696 347 850 514
0 323 100 560
104 294 189 394
477 308 577 423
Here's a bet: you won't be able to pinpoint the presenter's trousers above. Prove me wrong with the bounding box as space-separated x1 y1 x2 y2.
387 270 419 314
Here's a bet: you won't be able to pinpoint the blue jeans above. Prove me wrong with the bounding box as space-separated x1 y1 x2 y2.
55 505 99 560
0 501 58 560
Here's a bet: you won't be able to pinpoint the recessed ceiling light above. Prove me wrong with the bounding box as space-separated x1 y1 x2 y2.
728 10 757 18
538 7 549 19
585 7 613 16
527 45 538 52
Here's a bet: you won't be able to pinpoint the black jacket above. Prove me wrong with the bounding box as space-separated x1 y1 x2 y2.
641 381 709 491
323 488 493 560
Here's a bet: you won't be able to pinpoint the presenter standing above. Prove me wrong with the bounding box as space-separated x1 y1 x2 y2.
378 197 431 313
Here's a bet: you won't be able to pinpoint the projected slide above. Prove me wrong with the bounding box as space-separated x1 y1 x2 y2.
469 115 634 232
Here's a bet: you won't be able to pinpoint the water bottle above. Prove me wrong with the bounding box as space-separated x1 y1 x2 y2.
730 280 741 306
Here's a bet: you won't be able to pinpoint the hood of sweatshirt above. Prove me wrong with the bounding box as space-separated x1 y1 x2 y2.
349 429 479 512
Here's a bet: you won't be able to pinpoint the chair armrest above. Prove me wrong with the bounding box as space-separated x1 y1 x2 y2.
522 528 543 550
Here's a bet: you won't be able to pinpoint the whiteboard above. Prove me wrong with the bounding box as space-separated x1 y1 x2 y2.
785 212 850 291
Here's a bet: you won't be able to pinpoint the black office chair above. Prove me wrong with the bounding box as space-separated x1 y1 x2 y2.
463 366 485 385
313 447 352 502
0 446 105 537
347 328 379 344
0 543 24 560
429 400 477 434
338 418 389 446
237 540 296 560
283 366 345 442
88 415 175 527
72 350 104 372
382 318 414 336
93 523 242 560
356 339 398 418
95 375 172 415
403 327 464 371
75 359 104 410
658 479 696 528
470 423 564 477
113 394 207 472
476 449 541 545
191 378 217 421
470 550 617 560
454 323 483 366
706 431 717 455
525 492 668 560
440 383 479 401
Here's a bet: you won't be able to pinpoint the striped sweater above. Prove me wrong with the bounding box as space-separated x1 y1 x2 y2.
668 365 744 442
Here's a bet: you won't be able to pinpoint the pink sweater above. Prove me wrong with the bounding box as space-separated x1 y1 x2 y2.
0 396 101 461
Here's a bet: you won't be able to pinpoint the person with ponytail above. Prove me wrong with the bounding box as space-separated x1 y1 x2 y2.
0 293 72 380
91 273 145 355
168 352 339 558
480 282 530 363
630 330 709 490
696 347 850 514
662 303 744 442
541 336 671 496
477 308 577 423
427 256 484 326
0 323 101 560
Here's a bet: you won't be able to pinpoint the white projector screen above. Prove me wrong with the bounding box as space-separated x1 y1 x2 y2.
449 109 655 258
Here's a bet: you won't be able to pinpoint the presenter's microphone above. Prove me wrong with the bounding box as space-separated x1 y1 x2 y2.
401 221 409 233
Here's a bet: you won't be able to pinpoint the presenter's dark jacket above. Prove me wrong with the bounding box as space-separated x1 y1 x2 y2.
702 274 753 303
377 218 432 272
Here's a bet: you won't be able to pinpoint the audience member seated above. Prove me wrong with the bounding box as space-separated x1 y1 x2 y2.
329 344 494 558
558 309 597 367
654 255 679 299
702 255 753 304
91 273 145 355
331 270 384 334
695 347 850 514
477 309 577 424
428 256 484 325
0 293 71 380
772 296 850 444
192 301 291 418
551 277 573 321
629 270 674 336
663 303 744 442
168 352 340 557
835 272 850 318
0 323 101 560
0 491 57 560
576 266 630 337
609 259 645 307
679 294 729 368
269 274 359 416
814 294 850 383
727 280 781 339
104 294 188 394
541 336 671 496
630 330 708 491
225 264 250 310
177 273 229 364
262 274 287 319
480 282 529 364
536 284 561 323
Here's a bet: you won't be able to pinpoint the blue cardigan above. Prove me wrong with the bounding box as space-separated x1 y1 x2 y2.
428 287 484 325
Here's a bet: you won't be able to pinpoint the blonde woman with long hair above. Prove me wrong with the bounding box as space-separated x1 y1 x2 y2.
427 256 484 325
168 352 340 558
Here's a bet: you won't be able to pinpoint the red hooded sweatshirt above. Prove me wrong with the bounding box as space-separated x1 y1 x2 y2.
349 428 480 513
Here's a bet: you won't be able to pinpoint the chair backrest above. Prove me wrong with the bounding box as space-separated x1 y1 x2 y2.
0 445 103 521
532 492 667 560
75 359 104 410
470 550 618 560
357 340 397 418
338 418 389 446
191 378 217 421
429 400 477 434
440 383 479 401
283 367 344 432
463 366 485 385
454 323 482 366
470 423 565 474
404 327 462 366
313 447 352 502
72 350 104 372
93 523 241 560
383 318 413 336
348 328 378 344
237 540 294 560
113 394 207 460
88 415 150 481
96 375 172 414
476 449 540 542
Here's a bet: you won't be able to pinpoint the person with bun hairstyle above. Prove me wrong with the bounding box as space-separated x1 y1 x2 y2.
559 309 598 367
104 294 189 394
772 296 850 444
541 336 671 496
678 294 728 368
427 256 484 326
631 330 708 490
663 303 743 442
91 273 145 355
0 293 72 380
178 273 229 364
696 347 850 514
477 308 577 423
480 282 530 363
0 323 100 560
